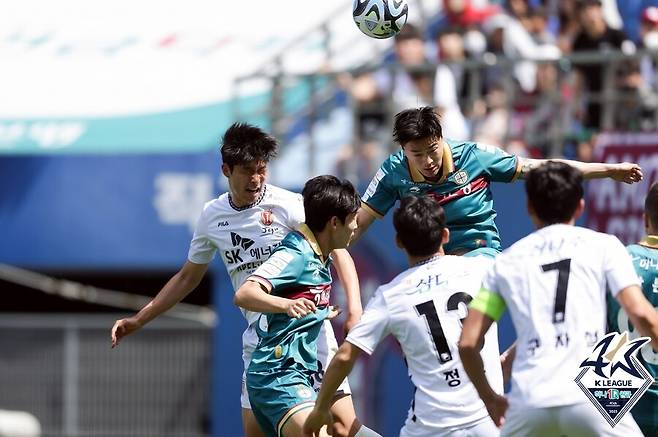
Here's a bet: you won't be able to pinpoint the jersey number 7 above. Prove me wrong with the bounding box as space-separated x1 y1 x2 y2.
541 258 571 324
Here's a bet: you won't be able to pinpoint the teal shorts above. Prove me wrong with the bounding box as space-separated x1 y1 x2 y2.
246 368 317 437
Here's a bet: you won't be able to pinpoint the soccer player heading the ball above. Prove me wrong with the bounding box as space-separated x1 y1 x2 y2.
352 106 643 257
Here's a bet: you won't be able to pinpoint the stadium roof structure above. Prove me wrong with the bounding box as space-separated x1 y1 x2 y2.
0 0 382 154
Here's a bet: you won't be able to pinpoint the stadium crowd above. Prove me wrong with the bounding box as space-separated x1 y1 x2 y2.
335 0 658 181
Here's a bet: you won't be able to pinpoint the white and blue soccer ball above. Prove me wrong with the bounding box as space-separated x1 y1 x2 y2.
352 0 409 39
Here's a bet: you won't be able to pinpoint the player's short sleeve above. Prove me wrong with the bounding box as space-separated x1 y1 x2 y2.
604 235 641 298
187 207 216 264
361 162 398 217
250 245 304 293
472 143 519 183
345 289 390 355
285 193 305 230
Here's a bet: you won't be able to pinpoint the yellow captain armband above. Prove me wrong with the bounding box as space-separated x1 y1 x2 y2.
469 288 507 321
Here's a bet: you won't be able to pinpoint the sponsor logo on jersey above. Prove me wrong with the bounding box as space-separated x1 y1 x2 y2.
231 232 255 250
575 331 653 427
426 176 488 206
224 232 256 264
260 210 273 226
217 220 229 227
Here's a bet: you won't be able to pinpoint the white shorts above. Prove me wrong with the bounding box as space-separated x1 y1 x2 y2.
501 402 643 437
240 319 352 409
400 415 499 437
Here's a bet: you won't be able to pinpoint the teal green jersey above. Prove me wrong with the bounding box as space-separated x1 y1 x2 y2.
361 139 520 254
607 238 658 429
247 224 332 374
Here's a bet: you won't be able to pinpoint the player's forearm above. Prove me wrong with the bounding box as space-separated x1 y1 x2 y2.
134 273 198 326
458 345 498 402
331 249 363 319
234 282 289 314
629 306 658 351
315 342 359 410
519 158 611 180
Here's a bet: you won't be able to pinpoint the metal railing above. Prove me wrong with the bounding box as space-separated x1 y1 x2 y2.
232 49 658 186
0 314 211 437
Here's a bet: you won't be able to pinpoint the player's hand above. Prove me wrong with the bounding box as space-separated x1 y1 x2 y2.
610 162 643 184
483 392 509 428
287 298 316 319
327 305 342 320
111 316 143 348
302 407 333 437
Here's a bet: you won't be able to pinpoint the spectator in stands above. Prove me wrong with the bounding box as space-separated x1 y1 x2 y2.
427 0 501 39
434 28 471 140
483 13 561 93
522 62 570 157
528 6 557 45
337 24 433 182
614 59 658 130
640 6 658 91
473 82 514 150
556 0 581 53
572 0 634 129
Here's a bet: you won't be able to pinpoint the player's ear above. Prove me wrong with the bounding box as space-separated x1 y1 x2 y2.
221 163 231 178
330 216 339 229
644 212 650 233
395 234 404 249
573 198 585 221
441 228 450 245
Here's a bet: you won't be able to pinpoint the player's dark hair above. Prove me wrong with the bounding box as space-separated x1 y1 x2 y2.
525 161 584 224
645 182 658 231
302 175 361 233
393 196 446 257
220 122 278 169
393 106 443 146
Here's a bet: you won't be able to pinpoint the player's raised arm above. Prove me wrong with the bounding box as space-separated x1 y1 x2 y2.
330 248 362 335
111 260 208 348
516 158 642 184
348 206 377 245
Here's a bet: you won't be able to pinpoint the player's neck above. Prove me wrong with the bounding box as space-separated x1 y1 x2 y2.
408 249 445 267
313 230 334 259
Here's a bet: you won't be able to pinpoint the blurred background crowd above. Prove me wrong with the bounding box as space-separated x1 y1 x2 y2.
312 0 658 181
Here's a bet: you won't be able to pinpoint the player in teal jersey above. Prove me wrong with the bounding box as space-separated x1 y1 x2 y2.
353 106 643 256
234 176 379 437
608 181 658 436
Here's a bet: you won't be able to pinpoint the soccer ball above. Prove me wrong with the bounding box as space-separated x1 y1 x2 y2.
352 0 409 39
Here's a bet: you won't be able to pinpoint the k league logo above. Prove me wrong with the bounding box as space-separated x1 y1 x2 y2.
575 331 653 427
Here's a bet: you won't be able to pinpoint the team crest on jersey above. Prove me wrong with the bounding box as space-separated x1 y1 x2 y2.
453 170 469 185
575 331 653 427
260 210 273 226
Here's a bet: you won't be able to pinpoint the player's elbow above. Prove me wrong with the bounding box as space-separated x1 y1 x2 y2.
233 287 248 309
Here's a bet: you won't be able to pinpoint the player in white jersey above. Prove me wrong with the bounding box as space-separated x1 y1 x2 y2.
459 162 658 437
304 196 504 437
110 123 367 437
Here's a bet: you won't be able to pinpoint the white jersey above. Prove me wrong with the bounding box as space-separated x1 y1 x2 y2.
482 224 640 409
347 255 503 433
187 184 304 325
